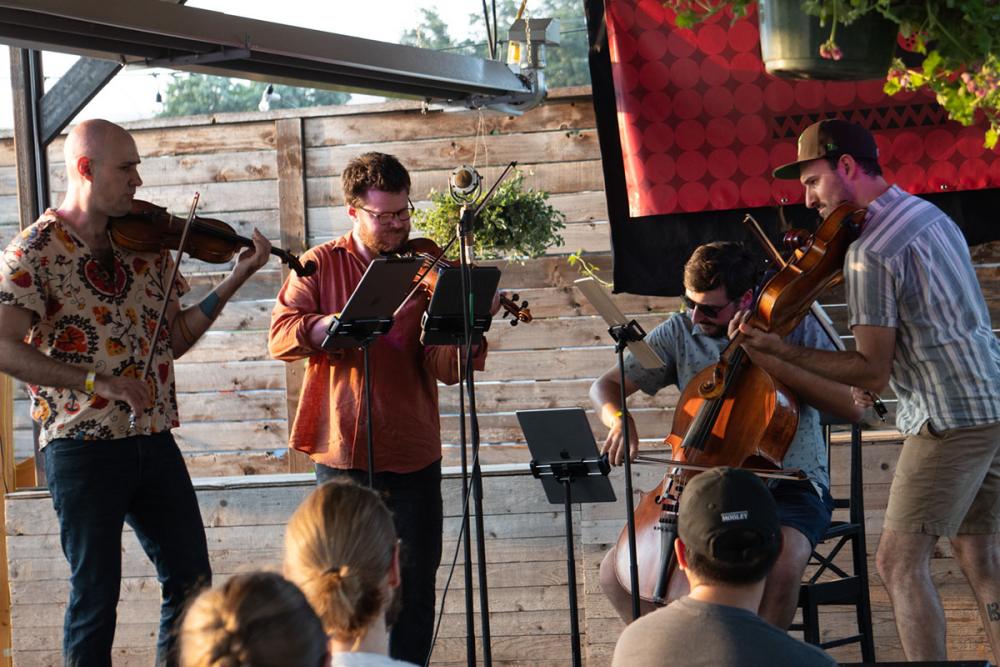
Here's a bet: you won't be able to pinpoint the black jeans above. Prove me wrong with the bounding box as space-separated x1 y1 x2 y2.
316 460 443 665
44 432 211 667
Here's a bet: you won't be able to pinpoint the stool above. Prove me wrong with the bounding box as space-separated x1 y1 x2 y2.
791 421 876 662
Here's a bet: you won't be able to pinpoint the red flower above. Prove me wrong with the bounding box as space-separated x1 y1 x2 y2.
54 326 89 353
10 270 31 288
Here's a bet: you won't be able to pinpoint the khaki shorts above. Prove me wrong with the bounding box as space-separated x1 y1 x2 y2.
884 420 1000 536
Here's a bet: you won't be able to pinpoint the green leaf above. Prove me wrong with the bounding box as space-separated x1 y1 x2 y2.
986 128 999 149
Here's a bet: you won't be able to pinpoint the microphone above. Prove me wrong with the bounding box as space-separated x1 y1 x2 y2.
449 165 481 203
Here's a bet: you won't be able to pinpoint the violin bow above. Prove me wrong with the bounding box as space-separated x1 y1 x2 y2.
129 192 200 432
633 454 808 481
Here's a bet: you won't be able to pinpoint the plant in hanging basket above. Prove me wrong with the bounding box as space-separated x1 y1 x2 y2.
412 171 566 260
663 0 1000 147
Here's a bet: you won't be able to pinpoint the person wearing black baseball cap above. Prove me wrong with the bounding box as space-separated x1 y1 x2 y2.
611 468 836 666
739 119 1000 662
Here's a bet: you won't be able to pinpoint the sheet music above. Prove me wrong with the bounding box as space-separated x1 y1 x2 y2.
574 277 665 370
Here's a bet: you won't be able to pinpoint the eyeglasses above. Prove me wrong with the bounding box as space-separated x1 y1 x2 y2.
356 200 415 224
682 294 735 319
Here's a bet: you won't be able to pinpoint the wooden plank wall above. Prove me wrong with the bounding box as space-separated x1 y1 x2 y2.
2 88 998 664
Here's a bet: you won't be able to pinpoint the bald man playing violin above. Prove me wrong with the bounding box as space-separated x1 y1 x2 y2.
738 119 1000 663
591 241 862 632
0 119 271 666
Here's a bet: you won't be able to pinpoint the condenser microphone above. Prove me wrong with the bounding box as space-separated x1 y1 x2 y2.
449 165 481 202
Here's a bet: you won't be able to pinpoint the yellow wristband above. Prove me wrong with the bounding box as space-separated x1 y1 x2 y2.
84 371 96 394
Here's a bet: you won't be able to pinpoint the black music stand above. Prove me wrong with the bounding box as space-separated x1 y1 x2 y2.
518 408 616 667
574 277 664 620
321 257 422 487
420 266 500 345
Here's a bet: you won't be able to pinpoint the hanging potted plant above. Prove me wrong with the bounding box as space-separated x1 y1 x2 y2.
757 0 898 80
413 171 566 260
665 0 1000 147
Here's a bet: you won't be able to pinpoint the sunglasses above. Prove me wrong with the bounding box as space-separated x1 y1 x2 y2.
682 294 736 319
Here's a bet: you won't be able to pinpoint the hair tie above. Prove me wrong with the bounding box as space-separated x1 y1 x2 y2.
326 564 350 581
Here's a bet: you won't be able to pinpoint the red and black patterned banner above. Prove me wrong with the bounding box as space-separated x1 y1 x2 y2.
605 0 999 217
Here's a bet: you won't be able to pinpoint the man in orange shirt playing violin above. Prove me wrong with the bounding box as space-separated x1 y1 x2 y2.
0 119 271 666
269 152 497 665
590 242 862 631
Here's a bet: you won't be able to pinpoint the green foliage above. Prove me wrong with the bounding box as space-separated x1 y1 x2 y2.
567 250 612 287
400 0 591 88
413 171 566 260
400 8 461 51
662 0 1000 147
159 74 349 117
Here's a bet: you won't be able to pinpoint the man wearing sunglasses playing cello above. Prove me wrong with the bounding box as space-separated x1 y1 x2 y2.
739 119 1000 663
591 241 863 631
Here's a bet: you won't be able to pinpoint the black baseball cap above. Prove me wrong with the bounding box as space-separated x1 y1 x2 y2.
773 119 880 180
678 467 781 563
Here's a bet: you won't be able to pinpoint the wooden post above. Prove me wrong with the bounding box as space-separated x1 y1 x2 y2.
274 118 313 474
1 48 46 667
0 374 12 667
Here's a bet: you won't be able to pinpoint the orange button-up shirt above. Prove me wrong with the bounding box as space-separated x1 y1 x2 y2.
268 232 487 473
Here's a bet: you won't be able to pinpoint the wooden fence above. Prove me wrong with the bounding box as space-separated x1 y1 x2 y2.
1 87 998 664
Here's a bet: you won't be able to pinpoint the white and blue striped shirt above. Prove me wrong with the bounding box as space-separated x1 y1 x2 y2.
846 185 1000 434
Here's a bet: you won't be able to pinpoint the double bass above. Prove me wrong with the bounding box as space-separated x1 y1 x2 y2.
613 203 867 605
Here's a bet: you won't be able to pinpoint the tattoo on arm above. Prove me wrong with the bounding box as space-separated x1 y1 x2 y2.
198 291 221 320
987 601 1000 622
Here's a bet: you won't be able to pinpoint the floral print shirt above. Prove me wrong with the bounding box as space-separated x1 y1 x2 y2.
0 210 185 446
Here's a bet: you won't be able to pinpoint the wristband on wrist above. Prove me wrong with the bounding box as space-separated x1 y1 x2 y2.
84 370 96 393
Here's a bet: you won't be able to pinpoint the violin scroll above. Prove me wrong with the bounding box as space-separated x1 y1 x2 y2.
499 293 533 326
782 229 812 252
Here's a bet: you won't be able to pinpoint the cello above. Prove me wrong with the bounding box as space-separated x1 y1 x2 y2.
613 203 867 605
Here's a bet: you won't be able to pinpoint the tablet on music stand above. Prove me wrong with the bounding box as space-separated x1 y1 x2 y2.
321 256 422 349
518 407 616 505
420 266 501 346
574 277 664 370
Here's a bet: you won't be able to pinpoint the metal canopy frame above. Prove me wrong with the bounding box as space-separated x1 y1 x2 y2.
0 0 535 103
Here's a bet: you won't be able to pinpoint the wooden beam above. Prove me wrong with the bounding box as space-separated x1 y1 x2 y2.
8 48 46 230
39 58 121 145
274 118 312 474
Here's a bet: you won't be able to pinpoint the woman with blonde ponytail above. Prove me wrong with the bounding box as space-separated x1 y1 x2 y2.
178 571 329 667
285 480 415 666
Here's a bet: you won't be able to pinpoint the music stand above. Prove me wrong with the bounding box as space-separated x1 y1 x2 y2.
321 257 422 486
574 276 664 620
420 266 501 346
518 408 616 667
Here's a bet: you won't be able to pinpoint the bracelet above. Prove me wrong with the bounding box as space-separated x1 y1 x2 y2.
84 370 96 393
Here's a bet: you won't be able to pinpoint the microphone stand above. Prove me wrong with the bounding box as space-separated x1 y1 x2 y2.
607 320 645 620
452 161 517 667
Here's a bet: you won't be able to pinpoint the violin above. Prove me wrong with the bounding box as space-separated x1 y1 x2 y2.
110 199 317 277
613 202 865 606
400 238 533 325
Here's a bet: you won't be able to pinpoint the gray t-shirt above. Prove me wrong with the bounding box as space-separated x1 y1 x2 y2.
612 597 837 667
623 312 833 490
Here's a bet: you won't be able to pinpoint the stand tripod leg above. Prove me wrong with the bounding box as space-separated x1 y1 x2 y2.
362 342 375 488
617 344 642 620
456 353 477 666
563 479 582 667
